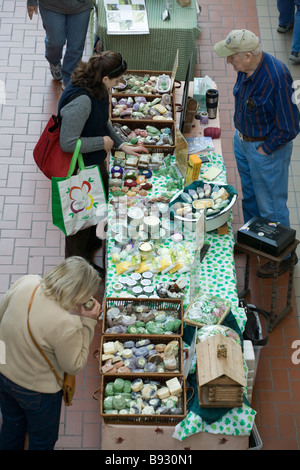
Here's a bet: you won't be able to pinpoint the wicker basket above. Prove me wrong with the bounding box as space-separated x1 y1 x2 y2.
184 293 231 328
102 297 184 336
111 70 181 97
99 334 184 375
112 120 176 151
110 93 177 125
100 374 186 425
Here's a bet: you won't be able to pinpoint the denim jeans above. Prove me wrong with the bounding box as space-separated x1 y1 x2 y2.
233 130 292 227
277 0 300 52
39 5 91 85
0 373 62 450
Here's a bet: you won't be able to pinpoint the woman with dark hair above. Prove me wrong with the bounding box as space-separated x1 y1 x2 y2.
57 52 148 276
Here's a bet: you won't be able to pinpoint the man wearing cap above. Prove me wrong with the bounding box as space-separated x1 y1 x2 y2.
214 29 299 277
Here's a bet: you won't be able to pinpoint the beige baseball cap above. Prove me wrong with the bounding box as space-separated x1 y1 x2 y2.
214 29 259 57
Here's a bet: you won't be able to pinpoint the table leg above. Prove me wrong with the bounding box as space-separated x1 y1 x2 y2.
269 250 296 331
238 253 251 299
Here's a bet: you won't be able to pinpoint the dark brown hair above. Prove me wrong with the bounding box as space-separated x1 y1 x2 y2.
71 51 127 99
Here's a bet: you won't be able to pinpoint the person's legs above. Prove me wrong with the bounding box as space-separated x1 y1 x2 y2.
62 9 91 86
250 141 292 227
26 390 62 450
233 131 261 223
291 0 300 56
38 5 66 80
0 374 27 450
0 373 62 450
277 0 295 31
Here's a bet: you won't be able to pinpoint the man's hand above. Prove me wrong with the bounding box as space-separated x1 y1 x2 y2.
27 6 38 19
257 145 267 155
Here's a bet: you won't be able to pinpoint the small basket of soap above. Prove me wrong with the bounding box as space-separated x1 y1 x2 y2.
169 182 237 232
102 297 184 336
100 374 186 425
99 335 183 375
184 291 231 328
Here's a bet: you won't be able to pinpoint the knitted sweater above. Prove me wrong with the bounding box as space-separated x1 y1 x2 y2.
26 0 93 14
0 275 97 393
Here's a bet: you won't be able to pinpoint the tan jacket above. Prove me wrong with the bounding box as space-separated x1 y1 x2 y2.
0 275 97 393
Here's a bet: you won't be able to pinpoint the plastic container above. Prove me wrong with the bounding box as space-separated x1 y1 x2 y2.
249 423 263 450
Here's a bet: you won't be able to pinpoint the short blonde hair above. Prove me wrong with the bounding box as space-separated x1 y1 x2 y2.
41 256 100 311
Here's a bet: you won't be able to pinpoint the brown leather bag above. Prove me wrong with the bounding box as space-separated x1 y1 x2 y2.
27 285 76 406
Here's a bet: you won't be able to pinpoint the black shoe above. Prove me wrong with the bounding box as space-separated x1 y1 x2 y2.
277 23 294 33
90 261 105 279
257 255 298 278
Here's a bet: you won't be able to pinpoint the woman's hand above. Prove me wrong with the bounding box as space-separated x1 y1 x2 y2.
72 299 102 321
103 136 114 154
120 144 149 157
27 6 38 19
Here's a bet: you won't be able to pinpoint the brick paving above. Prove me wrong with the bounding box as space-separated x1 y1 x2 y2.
0 0 299 450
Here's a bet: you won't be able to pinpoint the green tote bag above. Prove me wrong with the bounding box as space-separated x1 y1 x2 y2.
51 139 107 236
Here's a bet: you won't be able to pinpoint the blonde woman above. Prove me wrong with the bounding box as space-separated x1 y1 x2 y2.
0 256 101 450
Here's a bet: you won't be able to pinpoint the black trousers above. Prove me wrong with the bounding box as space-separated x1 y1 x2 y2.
64 161 108 260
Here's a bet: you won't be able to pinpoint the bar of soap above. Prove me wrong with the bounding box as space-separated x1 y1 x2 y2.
157 387 170 400
103 342 117 355
166 377 182 396
201 166 223 181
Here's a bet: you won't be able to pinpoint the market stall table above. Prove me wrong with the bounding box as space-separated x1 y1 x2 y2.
98 79 256 449
96 0 201 80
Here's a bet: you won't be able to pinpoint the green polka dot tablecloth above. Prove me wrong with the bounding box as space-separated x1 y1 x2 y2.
104 150 256 439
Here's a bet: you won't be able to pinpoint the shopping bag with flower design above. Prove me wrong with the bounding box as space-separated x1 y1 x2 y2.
51 139 107 236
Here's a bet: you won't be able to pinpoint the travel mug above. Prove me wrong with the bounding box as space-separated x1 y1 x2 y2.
206 89 219 119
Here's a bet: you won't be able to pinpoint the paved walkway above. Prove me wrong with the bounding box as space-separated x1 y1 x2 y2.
0 0 299 450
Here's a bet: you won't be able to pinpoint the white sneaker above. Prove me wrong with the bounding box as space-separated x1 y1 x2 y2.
50 63 62 81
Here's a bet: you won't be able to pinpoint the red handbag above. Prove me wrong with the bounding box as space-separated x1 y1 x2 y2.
33 114 73 179
33 90 88 179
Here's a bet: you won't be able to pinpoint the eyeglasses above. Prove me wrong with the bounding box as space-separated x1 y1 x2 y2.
108 56 127 78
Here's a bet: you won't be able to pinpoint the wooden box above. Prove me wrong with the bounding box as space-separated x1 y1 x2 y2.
100 374 186 425
99 335 184 375
102 297 184 336
196 333 246 408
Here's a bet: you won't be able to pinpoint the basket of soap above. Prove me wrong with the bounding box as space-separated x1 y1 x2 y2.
169 182 238 232
110 93 176 123
184 292 231 328
99 335 184 375
112 121 176 151
112 70 179 96
102 297 184 336
100 374 186 425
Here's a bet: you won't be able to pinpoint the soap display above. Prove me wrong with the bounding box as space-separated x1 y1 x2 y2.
169 181 238 232
196 325 241 345
184 292 231 327
113 123 174 147
100 337 182 374
101 375 185 423
103 299 183 335
113 73 172 95
111 95 174 121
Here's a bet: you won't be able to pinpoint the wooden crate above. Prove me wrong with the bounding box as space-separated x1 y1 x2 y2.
99 335 184 375
112 120 176 152
100 374 186 425
110 93 177 125
102 297 184 336
112 70 181 97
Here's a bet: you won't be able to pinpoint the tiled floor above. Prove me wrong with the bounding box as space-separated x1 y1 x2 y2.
0 0 299 450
